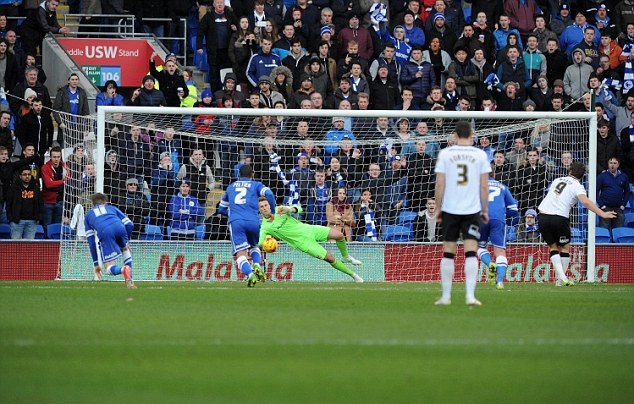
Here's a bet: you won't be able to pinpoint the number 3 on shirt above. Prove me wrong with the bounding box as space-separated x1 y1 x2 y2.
457 164 468 185
234 187 247 204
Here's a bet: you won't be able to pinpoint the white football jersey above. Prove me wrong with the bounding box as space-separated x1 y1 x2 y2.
435 145 491 215
538 176 587 218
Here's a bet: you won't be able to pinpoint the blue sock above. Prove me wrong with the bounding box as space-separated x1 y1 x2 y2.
478 248 491 267
109 265 122 275
250 248 262 267
496 257 508 283
237 255 252 276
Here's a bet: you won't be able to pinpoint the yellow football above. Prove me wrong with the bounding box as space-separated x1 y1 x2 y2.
262 236 278 253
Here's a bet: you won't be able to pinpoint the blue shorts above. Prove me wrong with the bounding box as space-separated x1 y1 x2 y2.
229 219 260 255
99 226 129 263
479 219 507 249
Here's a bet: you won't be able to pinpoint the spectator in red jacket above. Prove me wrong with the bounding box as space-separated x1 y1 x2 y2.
41 146 70 235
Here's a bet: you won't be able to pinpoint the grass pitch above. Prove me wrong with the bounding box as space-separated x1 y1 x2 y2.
1 281 633 404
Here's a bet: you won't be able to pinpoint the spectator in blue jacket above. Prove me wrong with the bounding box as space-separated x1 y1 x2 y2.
246 37 281 88
399 45 436 107
559 10 600 55
596 157 630 230
95 80 125 111
169 178 204 240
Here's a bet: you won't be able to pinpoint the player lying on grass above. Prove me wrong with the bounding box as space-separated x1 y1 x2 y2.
257 197 364 283
84 193 136 288
478 173 519 290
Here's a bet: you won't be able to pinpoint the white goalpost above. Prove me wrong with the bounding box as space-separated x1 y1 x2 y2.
55 106 598 283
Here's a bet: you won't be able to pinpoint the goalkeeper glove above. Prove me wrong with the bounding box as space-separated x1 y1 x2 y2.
277 205 293 214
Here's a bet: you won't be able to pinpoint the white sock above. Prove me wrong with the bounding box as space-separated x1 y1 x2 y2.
561 255 570 274
464 256 478 300
550 254 567 281
440 258 454 300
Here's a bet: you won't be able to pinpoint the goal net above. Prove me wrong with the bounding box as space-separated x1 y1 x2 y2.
53 106 608 283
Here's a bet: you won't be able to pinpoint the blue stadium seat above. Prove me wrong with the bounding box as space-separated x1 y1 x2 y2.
196 224 205 240
612 227 634 243
570 227 584 244
35 225 45 239
624 212 634 228
383 224 414 242
0 223 10 239
46 223 62 239
61 225 76 240
141 224 164 241
595 227 612 243
398 210 418 225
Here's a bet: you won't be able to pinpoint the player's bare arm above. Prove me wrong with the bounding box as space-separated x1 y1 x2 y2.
434 172 445 222
480 172 489 224
578 194 618 219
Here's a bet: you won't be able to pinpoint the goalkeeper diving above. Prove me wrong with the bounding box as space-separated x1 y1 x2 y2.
258 197 364 282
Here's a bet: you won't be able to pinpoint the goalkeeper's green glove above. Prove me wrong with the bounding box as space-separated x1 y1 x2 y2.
277 205 293 214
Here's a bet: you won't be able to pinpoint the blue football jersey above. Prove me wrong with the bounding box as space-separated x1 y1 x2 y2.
84 204 133 265
487 178 518 222
84 204 132 237
220 178 275 223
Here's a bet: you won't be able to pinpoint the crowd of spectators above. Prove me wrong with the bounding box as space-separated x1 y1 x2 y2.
1 0 634 242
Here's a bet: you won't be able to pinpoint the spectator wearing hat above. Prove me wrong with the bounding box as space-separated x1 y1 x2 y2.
258 75 285 107
516 208 541 242
544 37 569 87
504 0 540 43
593 4 612 30
533 14 558 54
315 24 339 59
128 75 167 107
337 14 374 60
270 65 295 106
95 80 125 111
281 37 310 89
560 10 600 55
291 74 315 108
550 3 574 36
169 178 204 240
370 63 400 110
425 0 464 38
324 117 356 163
400 45 436 107
286 151 315 208
426 12 458 54
401 10 426 47
564 48 593 99
114 177 150 240
528 74 554 110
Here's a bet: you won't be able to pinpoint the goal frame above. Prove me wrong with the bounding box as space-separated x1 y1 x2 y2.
96 107 598 282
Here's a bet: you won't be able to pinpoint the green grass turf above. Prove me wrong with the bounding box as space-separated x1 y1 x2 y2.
1 281 633 404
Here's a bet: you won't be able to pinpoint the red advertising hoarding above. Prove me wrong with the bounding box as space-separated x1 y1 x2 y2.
57 38 161 88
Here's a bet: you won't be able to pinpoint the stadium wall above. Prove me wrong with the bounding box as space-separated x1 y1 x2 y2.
2 242 633 283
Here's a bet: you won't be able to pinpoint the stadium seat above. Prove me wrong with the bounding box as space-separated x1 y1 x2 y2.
46 223 62 239
612 227 634 243
624 212 634 228
570 227 585 244
398 210 418 225
0 223 10 239
141 224 164 241
595 227 612 243
383 224 414 242
61 225 76 240
35 225 45 239
196 224 205 240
